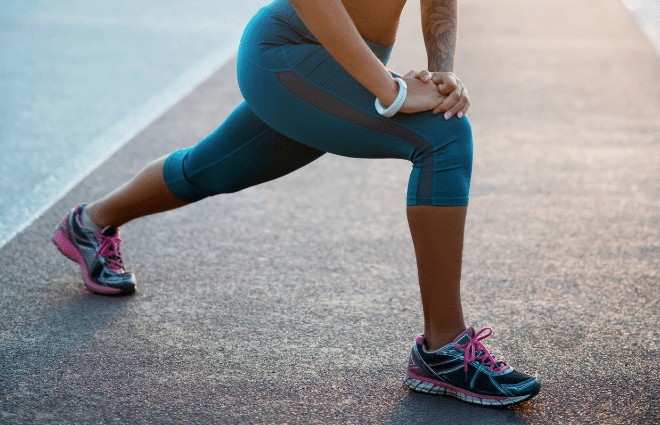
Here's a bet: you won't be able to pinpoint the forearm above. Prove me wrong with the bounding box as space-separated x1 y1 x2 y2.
420 0 458 72
289 0 399 105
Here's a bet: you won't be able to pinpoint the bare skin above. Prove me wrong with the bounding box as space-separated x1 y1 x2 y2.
87 0 471 349
341 0 407 46
407 205 467 349
85 155 186 227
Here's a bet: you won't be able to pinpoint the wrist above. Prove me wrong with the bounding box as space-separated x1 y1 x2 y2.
375 77 407 118
376 77 400 108
427 63 454 73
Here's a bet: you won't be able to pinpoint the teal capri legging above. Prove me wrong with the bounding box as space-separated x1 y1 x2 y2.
163 0 472 206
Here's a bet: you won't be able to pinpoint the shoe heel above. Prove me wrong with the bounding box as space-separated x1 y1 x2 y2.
53 229 79 261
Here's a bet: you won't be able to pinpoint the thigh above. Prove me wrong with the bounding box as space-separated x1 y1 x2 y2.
238 35 461 164
164 101 325 203
235 2 473 206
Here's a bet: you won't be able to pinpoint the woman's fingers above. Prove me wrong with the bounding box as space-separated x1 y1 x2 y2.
399 76 447 113
398 71 469 116
410 71 468 116
431 76 470 118
434 73 458 94
459 98 470 117
433 88 460 115
436 87 469 118
449 87 469 118
409 69 433 82
419 70 433 82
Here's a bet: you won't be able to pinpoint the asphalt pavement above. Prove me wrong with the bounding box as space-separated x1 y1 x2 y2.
1 0 659 423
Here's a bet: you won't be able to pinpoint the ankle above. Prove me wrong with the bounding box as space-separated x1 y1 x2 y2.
424 326 467 351
81 205 106 230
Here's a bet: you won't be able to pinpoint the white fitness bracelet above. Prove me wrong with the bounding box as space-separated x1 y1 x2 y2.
375 77 407 118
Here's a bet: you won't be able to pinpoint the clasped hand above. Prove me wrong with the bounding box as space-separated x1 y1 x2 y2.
398 70 470 119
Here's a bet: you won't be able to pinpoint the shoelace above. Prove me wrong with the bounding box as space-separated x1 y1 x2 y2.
93 228 124 272
455 328 510 374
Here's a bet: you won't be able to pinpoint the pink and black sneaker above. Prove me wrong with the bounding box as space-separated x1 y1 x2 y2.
405 327 540 406
53 204 136 295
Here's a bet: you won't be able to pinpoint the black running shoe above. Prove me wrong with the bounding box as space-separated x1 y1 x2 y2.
53 204 136 295
405 327 540 406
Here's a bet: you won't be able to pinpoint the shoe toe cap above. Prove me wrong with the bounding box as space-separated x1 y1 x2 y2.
99 271 137 294
502 377 541 397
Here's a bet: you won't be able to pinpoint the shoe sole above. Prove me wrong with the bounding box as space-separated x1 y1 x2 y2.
404 372 538 406
53 225 133 295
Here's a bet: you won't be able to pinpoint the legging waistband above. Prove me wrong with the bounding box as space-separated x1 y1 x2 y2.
244 0 393 65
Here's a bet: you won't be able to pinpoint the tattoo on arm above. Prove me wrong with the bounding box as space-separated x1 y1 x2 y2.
422 0 458 72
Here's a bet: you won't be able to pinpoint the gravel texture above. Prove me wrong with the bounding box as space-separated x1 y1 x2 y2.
1 0 659 423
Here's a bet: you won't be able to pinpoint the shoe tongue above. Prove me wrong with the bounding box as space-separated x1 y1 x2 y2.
101 225 117 237
453 327 475 345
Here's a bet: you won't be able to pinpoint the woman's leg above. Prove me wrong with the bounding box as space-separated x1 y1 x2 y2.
54 100 324 295
238 19 474 349
407 205 467 350
235 21 544 409
84 102 325 228
85 155 186 228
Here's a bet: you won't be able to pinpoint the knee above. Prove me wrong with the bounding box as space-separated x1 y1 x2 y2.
407 116 473 206
442 115 472 157
453 115 473 146
446 116 473 169
414 115 473 167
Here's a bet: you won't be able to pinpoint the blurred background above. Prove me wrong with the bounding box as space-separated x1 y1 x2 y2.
623 0 660 55
0 0 270 247
0 0 658 248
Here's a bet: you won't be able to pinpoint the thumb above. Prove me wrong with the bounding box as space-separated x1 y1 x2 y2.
436 74 457 94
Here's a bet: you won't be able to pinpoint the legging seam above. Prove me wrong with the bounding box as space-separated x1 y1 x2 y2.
279 46 434 162
254 36 432 160
273 70 433 160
